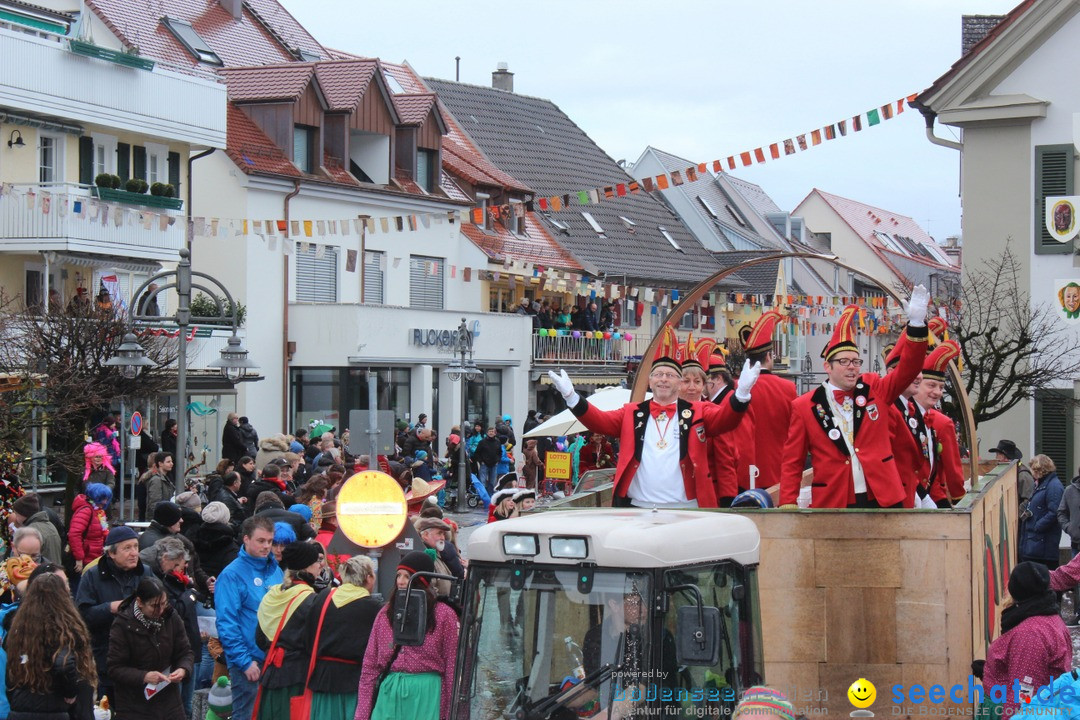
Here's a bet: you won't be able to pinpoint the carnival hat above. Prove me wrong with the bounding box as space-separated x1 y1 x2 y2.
922 339 960 381
739 309 784 354
821 305 860 360
651 323 682 375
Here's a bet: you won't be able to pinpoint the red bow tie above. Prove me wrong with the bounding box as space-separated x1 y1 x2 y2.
832 389 852 404
650 402 677 419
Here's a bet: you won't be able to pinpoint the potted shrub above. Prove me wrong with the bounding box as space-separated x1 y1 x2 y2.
124 178 148 194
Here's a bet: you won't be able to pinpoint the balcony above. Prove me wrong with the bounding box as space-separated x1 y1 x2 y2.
531 331 652 367
0 182 183 262
0 26 225 147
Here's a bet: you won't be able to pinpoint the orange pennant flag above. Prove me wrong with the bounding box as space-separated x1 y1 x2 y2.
754 148 766 163
769 143 780 159
697 163 707 174
656 174 670 190
811 129 822 146
727 157 736 170
740 151 752 166
712 159 723 173
551 196 563 212
472 208 483 224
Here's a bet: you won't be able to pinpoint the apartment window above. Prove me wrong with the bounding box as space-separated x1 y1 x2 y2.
416 149 437 192
162 17 222 65
363 251 384 304
409 255 444 309
508 200 524 235
295 243 339 302
622 298 641 328
678 307 695 330
92 134 116 178
293 126 315 174
38 133 61 183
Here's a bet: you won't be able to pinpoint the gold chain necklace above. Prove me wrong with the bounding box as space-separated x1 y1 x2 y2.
653 411 675 449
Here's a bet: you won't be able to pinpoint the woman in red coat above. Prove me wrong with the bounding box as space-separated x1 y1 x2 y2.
68 482 111 572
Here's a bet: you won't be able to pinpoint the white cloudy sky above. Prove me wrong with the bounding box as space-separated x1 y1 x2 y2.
285 0 1022 241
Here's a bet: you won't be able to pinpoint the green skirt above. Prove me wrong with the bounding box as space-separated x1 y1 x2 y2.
257 682 303 720
371 672 441 720
311 691 357 720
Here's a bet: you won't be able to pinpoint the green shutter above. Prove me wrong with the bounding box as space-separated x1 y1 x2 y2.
1035 389 1074 478
132 146 146 181
78 136 93 185
1035 144 1075 255
168 151 181 197
116 142 130 182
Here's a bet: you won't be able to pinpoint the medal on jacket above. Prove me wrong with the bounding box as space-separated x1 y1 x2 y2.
653 413 674 449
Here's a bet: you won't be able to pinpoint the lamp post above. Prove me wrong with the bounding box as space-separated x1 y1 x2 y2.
444 317 480 512
106 248 259 486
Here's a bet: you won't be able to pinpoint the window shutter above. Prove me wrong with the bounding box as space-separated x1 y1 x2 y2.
1035 144 1075 255
363 251 384 304
78 136 94 185
1035 389 1074 478
167 151 181 197
409 255 444 309
116 142 130 182
132 146 147 181
294 244 339 303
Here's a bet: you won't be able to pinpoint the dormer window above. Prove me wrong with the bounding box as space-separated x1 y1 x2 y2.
508 199 524 235
293 125 315 173
416 149 437 193
162 18 222 65
581 212 605 238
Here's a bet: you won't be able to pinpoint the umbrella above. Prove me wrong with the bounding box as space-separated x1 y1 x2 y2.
523 387 652 438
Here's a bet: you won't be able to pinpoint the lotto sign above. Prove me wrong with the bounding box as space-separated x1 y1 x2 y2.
546 451 572 480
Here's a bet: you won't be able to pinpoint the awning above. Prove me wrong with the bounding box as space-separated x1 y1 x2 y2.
44 251 161 275
539 374 625 386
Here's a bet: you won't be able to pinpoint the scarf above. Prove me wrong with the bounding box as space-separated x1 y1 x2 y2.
169 570 192 587
256 582 314 640
1000 591 1059 634
331 583 371 608
134 600 164 633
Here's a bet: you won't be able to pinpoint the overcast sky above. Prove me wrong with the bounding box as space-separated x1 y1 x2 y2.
285 0 1021 242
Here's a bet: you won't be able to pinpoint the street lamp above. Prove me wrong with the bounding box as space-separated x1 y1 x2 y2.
106 248 259 483
444 317 481 512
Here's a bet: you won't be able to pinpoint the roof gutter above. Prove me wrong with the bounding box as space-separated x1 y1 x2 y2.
918 107 962 152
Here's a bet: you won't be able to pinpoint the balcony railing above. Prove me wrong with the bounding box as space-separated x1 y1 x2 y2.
0 183 184 261
531 331 652 366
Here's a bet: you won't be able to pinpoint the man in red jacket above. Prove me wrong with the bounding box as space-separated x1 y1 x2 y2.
548 324 760 509
705 346 740 506
737 310 798 490
779 285 930 509
913 340 967 507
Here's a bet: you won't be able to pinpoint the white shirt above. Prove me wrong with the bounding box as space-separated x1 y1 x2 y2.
628 407 696 508
823 381 866 494
708 384 727 402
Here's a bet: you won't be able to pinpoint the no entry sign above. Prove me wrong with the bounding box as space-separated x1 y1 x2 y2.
130 411 143 437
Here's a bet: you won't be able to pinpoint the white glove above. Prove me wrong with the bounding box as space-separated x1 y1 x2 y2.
547 369 580 408
734 360 761 402
905 284 930 327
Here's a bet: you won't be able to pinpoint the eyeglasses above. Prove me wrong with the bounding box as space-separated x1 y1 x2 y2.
830 358 864 368
650 371 680 380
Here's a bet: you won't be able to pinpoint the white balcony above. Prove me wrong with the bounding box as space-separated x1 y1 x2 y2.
0 26 225 147
532 332 651 367
0 182 183 261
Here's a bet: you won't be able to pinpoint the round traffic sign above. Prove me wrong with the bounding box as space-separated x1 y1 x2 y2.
130 411 143 437
337 471 408 548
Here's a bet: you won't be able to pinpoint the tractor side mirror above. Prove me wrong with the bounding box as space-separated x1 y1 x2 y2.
675 604 721 666
391 588 428 646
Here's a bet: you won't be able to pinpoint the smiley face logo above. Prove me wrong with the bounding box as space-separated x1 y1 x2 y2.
848 678 876 709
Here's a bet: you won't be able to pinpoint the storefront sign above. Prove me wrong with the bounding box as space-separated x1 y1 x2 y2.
410 320 481 349
546 451 572 480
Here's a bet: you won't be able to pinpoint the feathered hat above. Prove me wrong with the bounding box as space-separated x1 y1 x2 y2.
928 316 948 346
821 306 860 360
680 334 717 374
707 345 730 375
739 309 783 354
885 317 950 369
652 323 682 374
922 339 960 381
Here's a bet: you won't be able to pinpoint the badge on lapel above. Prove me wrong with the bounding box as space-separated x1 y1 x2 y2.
696 426 706 442
867 404 879 421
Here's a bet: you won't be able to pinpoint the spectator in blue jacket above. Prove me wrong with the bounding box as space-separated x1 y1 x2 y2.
214 515 281 720
1020 454 1066 569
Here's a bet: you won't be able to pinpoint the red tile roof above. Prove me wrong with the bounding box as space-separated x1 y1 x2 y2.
313 60 379 111
219 63 314 101
323 151 359 186
85 0 326 72
461 213 582 271
225 104 301 177
393 168 425 195
394 93 437 126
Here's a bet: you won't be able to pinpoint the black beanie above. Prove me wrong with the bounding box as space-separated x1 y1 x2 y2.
1008 561 1050 602
153 501 183 527
397 550 436 587
280 541 322 572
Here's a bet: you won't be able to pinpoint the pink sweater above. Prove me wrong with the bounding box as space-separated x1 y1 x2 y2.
982 614 1072 715
1050 552 1080 591
353 602 459 720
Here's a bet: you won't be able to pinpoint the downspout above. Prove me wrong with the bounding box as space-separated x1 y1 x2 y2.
186 148 216 254
282 180 301 432
919 108 962 152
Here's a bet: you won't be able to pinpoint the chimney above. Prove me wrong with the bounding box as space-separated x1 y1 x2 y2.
961 15 1005 55
492 62 514 92
219 0 243 20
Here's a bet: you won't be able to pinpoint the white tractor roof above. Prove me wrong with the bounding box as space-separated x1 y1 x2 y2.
467 508 760 568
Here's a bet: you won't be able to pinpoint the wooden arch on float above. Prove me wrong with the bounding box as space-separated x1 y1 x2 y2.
628 251 978 489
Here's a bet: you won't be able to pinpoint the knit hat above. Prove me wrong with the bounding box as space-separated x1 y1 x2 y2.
288 504 313 522
734 686 795 720
280 541 322 571
104 525 138 547
397 550 436 587
175 491 201 510
10 494 39 518
207 676 232 718
153 501 183 527
201 501 231 525
1008 561 1051 602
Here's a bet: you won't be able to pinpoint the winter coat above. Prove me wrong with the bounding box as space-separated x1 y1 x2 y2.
6 646 92 720
144 472 175 512
221 422 247 463
214 487 246 529
982 613 1072 716
136 523 210 594
402 432 432 460
305 587 381 694
75 556 154 684
157 569 202 657
85 467 115 492
134 431 159 475
239 422 259 457
68 494 107 564
495 420 516 448
472 436 503 467
25 511 63 567
189 521 239 577
1020 471 1065 563
254 436 289 473
1057 476 1080 543
254 583 316 690
214 548 282 670
106 601 193 720
247 478 295 511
